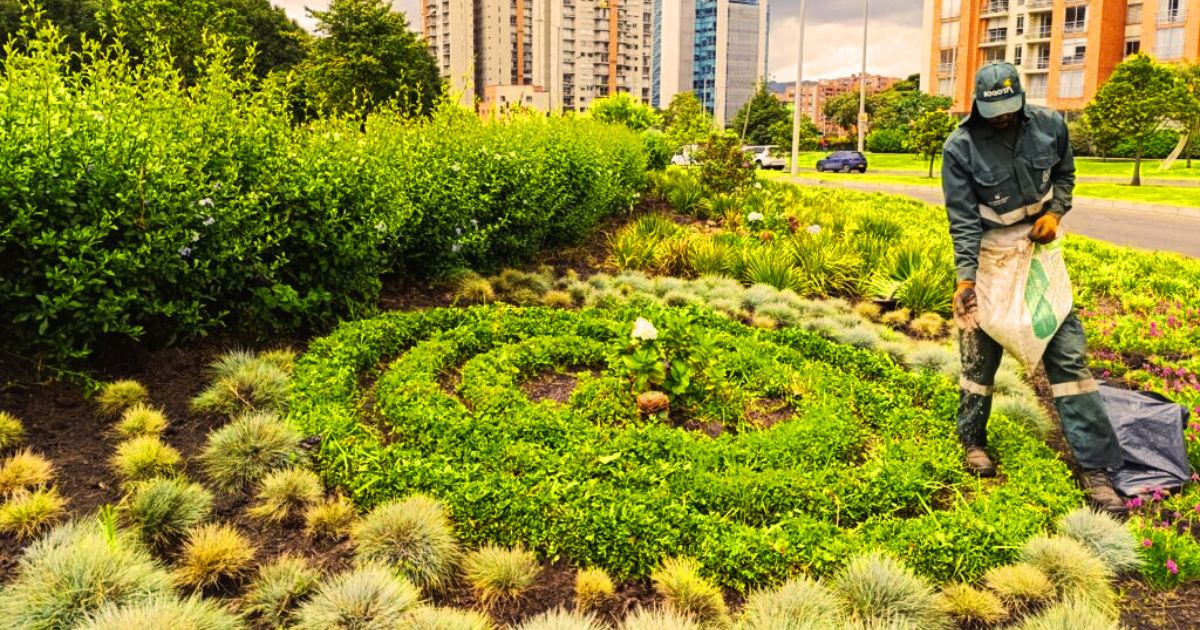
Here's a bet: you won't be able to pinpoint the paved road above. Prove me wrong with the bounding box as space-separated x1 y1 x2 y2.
799 179 1200 258
868 169 1200 187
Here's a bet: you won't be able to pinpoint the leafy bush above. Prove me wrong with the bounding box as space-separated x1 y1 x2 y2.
110 437 183 486
0 520 174 628
243 555 321 628
0 22 647 362
651 557 728 624
113 405 169 440
246 467 324 523
123 477 214 550
173 523 257 590
96 381 150 417
694 133 754 194
0 411 25 453
575 567 616 612
293 565 420 630
738 576 840 629
351 495 461 591
1111 130 1181 159
866 130 908 154
305 495 358 540
463 544 542 605
197 412 304 492
642 130 673 171
0 487 67 539
76 595 243 630
833 553 947 628
0 449 54 496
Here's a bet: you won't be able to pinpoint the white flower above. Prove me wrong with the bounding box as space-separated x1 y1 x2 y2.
807 224 822 235
747 212 765 223
376 222 386 233
190 231 200 242
202 216 215 226
631 317 658 342
754 182 762 189
198 198 214 208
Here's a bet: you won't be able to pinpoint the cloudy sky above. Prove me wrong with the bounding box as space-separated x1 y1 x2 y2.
272 0 925 81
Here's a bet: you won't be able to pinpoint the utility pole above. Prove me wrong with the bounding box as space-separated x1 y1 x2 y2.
790 0 807 176
857 0 869 153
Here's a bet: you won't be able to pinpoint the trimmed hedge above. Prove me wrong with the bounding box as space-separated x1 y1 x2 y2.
0 31 646 360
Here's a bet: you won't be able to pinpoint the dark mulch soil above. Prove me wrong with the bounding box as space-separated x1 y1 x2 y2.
1120 578 1200 629
520 370 595 404
745 397 794 429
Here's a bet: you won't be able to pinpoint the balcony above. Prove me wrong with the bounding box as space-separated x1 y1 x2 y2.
938 62 957 76
1061 54 1086 67
980 30 1008 46
982 1 1009 16
1158 8 1187 23
1027 0 1053 11
1063 21 1087 34
1027 24 1053 40
1029 57 1051 71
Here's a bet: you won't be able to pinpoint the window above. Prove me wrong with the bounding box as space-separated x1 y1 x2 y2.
1016 14 1025 34
941 0 962 19
940 21 960 47
1059 70 1084 98
1062 37 1086 65
938 77 956 97
1027 74 1048 98
985 47 1006 62
1156 27 1184 58
939 48 958 75
1014 46 1023 66
1127 2 1143 24
1125 38 1141 56
1064 5 1087 33
1159 0 1185 22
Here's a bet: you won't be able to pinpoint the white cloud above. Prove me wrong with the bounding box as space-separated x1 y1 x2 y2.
273 0 420 32
768 17 922 82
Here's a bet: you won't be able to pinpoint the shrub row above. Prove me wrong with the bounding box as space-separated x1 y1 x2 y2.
0 30 646 360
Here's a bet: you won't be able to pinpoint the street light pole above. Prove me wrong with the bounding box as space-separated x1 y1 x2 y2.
790 0 807 176
857 0 868 152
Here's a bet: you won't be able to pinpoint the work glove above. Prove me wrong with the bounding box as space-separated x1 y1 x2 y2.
953 280 977 320
1029 213 1059 244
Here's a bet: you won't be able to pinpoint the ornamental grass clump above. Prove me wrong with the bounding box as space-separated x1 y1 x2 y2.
113 404 169 439
243 555 321 628
905 345 956 373
292 564 421 630
96 380 150 416
995 395 1054 439
246 466 323 523
0 486 67 539
305 494 358 540
516 608 607 630
76 595 243 630
833 553 948 629
192 352 291 416
0 448 54 496
0 520 173 628
738 575 840 630
173 523 256 590
937 583 1008 626
853 301 882 322
123 477 214 550
457 278 496 304
542 290 575 309
620 606 702 630
463 544 542 605
259 348 298 374
1014 596 1122 630
575 567 616 612
197 412 304 493
1059 507 1141 574
1020 535 1116 614
110 437 183 486
404 606 493 630
351 495 460 591
983 563 1057 612
0 410 25 452
650 557 728 624
909 312 946 338
880 308 911 328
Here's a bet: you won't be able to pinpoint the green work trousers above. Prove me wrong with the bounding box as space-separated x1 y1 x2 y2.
957 311 1123 471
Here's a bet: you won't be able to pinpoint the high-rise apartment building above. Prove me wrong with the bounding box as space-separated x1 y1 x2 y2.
650 0 770 126
922 0 1200 113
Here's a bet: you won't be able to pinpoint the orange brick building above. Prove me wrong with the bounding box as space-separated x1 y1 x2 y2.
775 74 901 135
922 0 1200 114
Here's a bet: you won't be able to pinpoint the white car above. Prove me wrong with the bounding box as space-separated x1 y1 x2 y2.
743 145 786 170
671 145 698 166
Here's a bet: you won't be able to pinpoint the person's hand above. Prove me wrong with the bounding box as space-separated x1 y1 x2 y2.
954 280 977 320
1029 213 1059 244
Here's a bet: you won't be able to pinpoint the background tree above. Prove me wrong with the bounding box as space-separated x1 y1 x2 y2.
301 0 441 119
589 92 661 131
1 0 101 51
905 109 958 178
823 92 865 137
1176 62 1200 168
869 88 953 133
1070 112 1120 161
662 91 711 149
730 82 791 145
767 115 818 154
1084 53 1194 185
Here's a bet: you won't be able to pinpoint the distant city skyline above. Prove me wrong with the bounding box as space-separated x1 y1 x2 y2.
271 0 923 83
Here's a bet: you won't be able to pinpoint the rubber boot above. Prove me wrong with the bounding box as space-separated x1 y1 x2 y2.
1082 469 1127 516
965 447 996 478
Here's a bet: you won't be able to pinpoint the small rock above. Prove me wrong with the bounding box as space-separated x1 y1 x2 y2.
636 391 670 414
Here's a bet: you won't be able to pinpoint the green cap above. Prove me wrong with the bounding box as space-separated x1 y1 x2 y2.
973 62 1024 118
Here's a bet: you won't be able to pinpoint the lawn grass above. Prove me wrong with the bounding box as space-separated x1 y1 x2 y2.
792 151 1200 181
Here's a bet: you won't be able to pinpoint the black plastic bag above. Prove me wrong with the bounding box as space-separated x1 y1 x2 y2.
1100 384 1193 496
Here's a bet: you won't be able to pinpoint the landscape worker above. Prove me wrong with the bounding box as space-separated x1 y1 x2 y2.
941 62 1126 515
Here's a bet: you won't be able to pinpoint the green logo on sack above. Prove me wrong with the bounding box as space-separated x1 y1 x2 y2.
1025 258 1058 339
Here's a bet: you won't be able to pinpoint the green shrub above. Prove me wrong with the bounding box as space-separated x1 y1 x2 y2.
833 553 947 628
110 437 183 486
243 555 321 628
192 352 291 416
404 606 494 630
293 565 421 630
0 520 174 627
694 133 755 194
123 477 214 550
642 129 673 171
1059 508 1141 574
516 609 607 630
113 404 169 439
982 563 1056 611
0 486 67 539
351 495 460 591
866 130 908 154
575 567 616 612
737 576 840 629
0 449 54 496
305 495 358 540
463 544 542 605
246 467 324 523
259 348 298 374
936 583 1007 626
651 557 728 624
173 523 257 590
0 411 25 452
96 381 150 417
77 595 243 630
1020 535 1115 614
620 607 702 630
197 412 304 492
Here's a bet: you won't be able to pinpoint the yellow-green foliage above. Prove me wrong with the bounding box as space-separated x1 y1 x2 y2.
1014 596 1122 630
750 315 778 329
650 557 728 624
853 301 882 322
293 565 421 630
833 553 947 629
0 520 173 628
76 594 243 630
620 606 702 630
192 351 290 416
404 606 494 630
909 312 946 338
738 576 840 629
457 278 496 304
542 290 575 309
113 404 169 439
463 544 542 605
259 348 298 374
110 437 182 485
983 563 1057 610
1020 535 1116 614
173 523 256 589
246 467 324 523
243 555 321 628
351 495 460 591
197 412 303 492
123 477 214 550
880 308 911 328
305 494 358 540
937 583 1007 626
0 410 25 452
0 487 66 539
574 567 616 612
0 449 54 496
516 608 607 630
97 380 150 416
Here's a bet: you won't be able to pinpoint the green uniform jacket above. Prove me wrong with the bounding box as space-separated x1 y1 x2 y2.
941 103 1076 282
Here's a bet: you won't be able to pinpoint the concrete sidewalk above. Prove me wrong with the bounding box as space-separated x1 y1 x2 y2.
867 168 1200 188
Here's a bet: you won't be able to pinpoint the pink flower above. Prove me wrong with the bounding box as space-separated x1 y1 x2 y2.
1143 538 1154 548
1167 559 1179 575
1150 322 1161 337
1153 487 1165 501
1128 496 1144 509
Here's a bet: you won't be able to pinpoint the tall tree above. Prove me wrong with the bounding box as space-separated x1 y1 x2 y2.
730 82 791 146
823 92 864 136
302 0 441 119
1084 53 1194 186
589 92 661 131
1 0 101 50
662 91 711 149
869 89 953 132
1176 62 1200 169
906 109 958 178
767 114 818 154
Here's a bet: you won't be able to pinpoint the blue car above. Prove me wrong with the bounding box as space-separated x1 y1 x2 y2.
816 151 869 173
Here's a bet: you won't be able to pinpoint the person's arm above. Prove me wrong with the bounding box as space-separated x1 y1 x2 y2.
1044 113 1076 219
942 145 983 283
